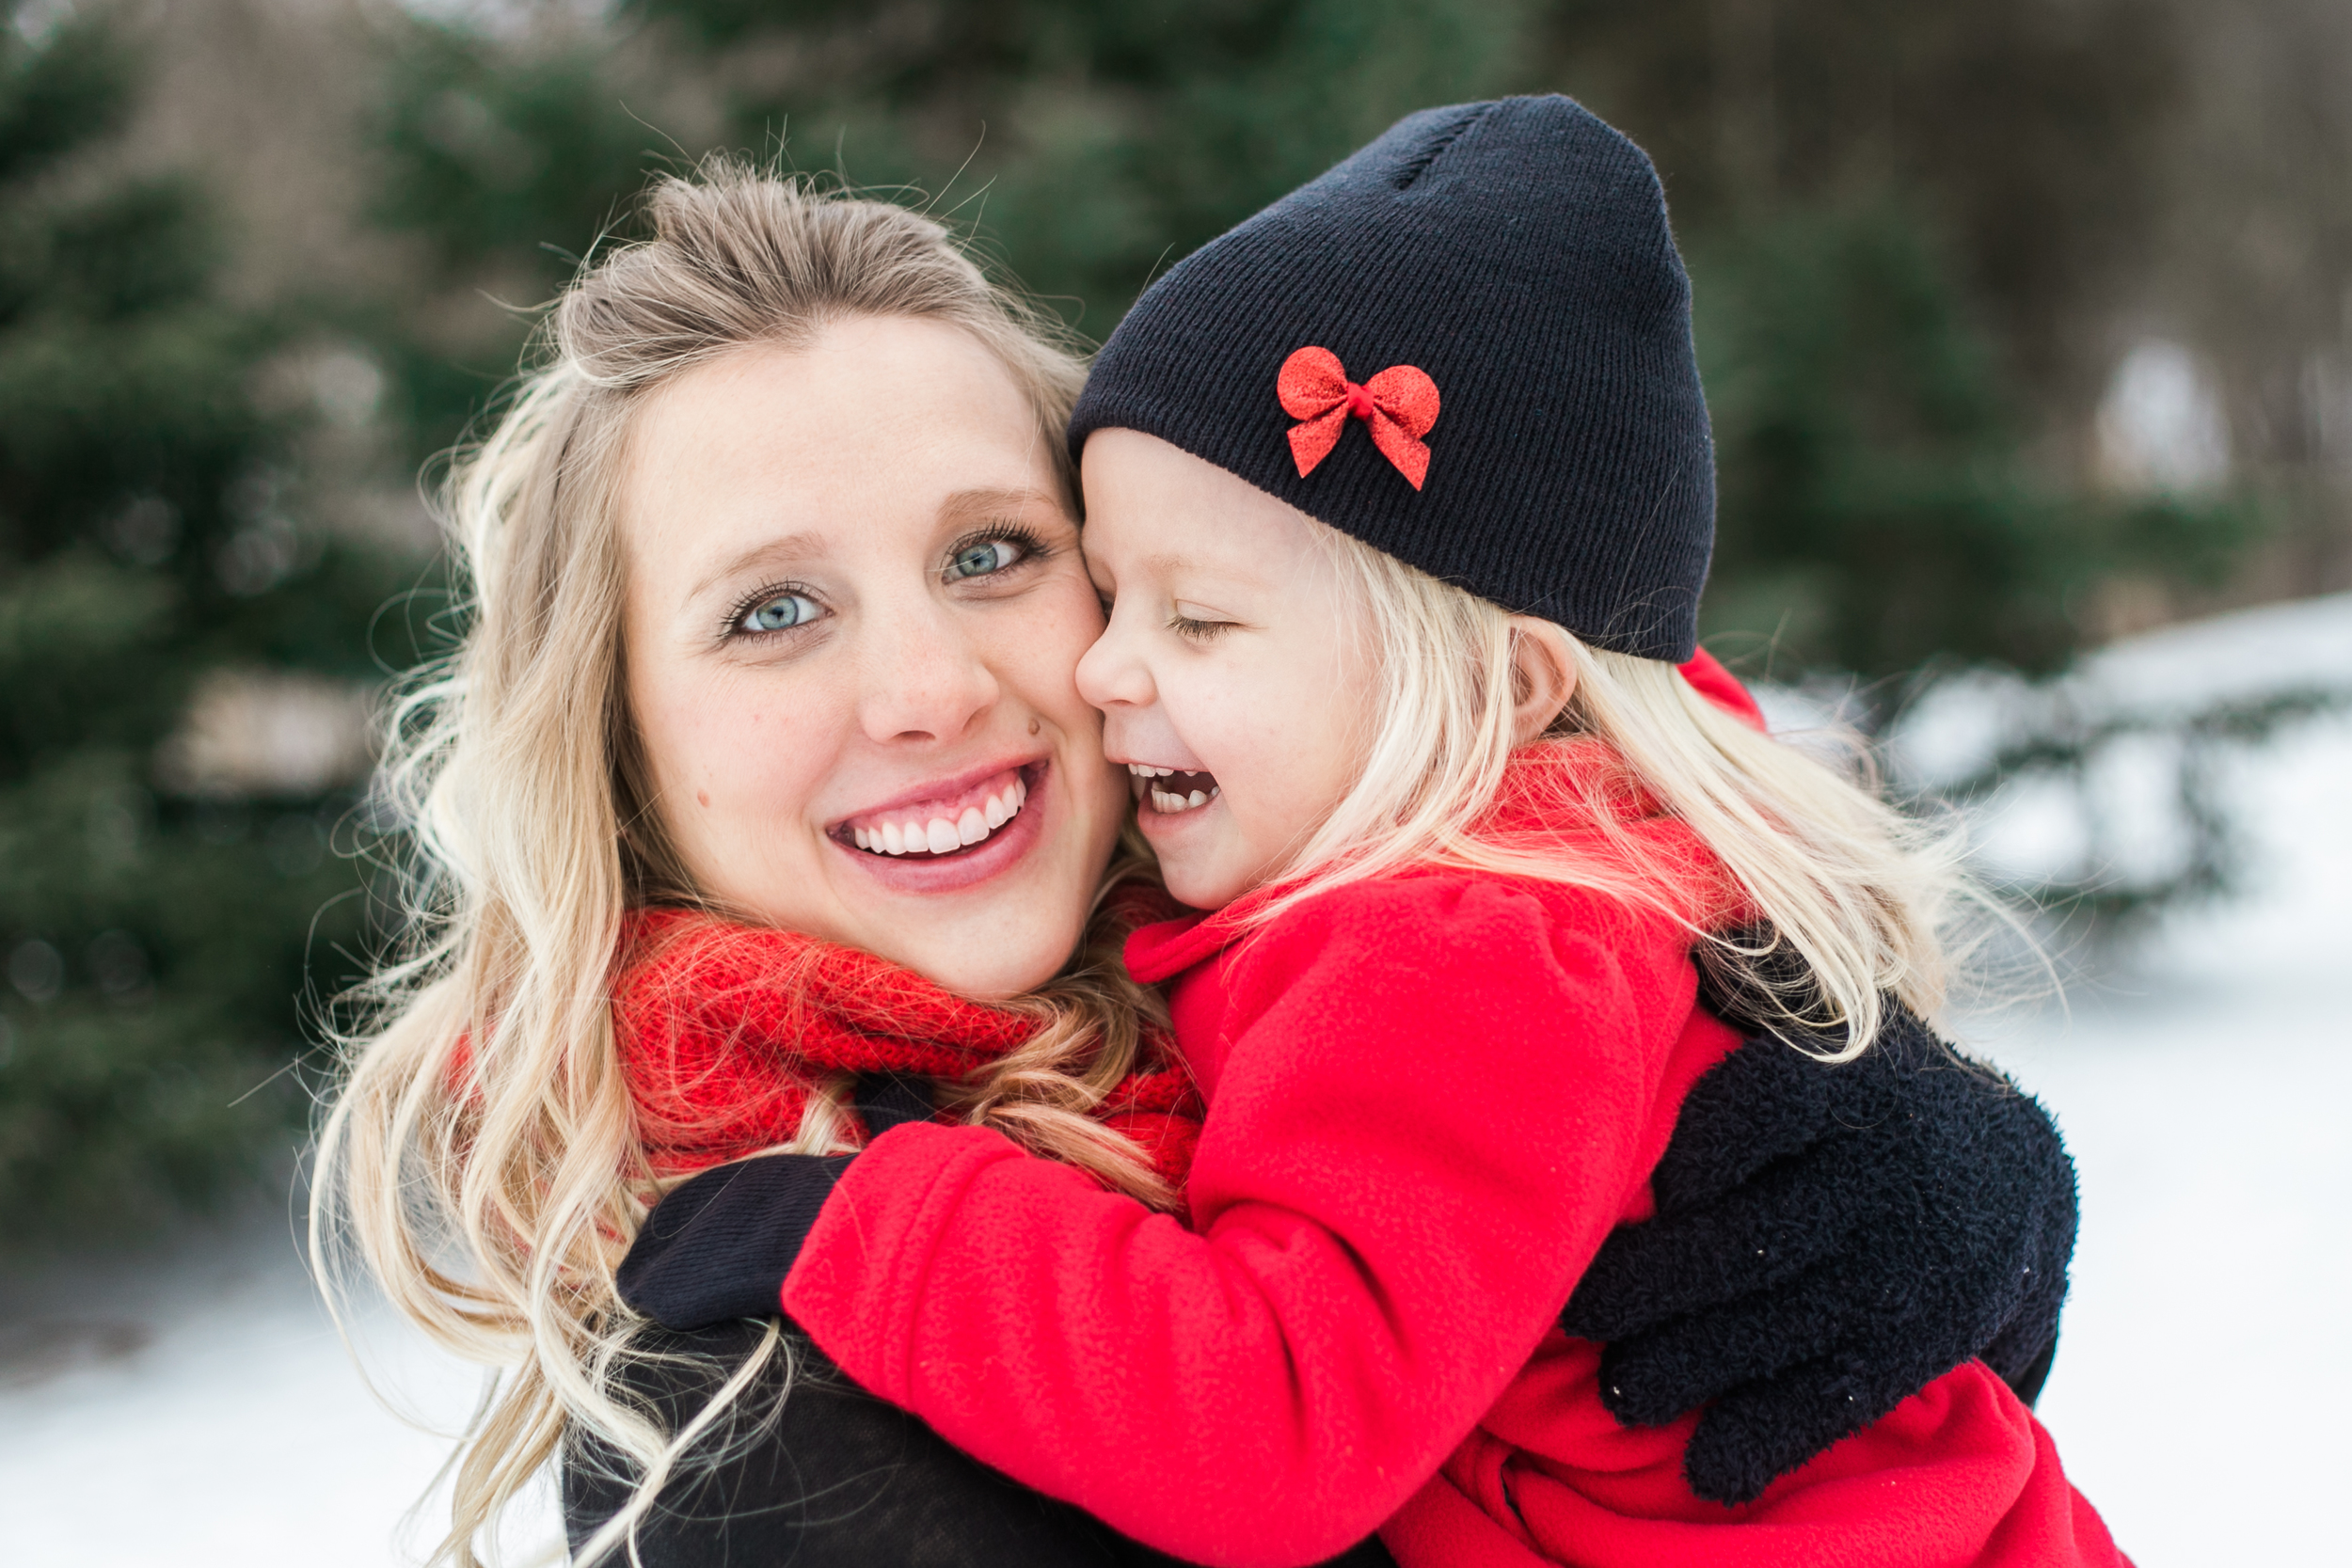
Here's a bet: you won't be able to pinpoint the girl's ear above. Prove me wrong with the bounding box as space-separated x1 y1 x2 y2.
1506 618 1579 745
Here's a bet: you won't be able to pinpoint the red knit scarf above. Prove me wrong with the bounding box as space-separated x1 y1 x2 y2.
612 896 1204 1186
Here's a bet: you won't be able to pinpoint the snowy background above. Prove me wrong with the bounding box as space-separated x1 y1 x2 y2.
2 598 2346 1567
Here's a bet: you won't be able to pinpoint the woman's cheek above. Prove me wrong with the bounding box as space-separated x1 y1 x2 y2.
632 663 843 915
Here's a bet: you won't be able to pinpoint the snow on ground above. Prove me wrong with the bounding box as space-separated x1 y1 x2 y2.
0 1218 563 1567
1971 708 2352 1566
1 599 2347 1567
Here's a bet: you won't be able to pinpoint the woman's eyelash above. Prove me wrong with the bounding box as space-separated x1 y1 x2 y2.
721 581 824 640
946 522 1051 578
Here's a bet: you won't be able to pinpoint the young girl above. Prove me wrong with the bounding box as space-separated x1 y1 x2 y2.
616 100 2119 1566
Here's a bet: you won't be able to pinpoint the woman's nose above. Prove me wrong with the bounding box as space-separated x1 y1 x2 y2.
1074 610 1152 713
856 601 1000 744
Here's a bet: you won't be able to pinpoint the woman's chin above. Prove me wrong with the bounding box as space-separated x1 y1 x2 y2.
869 916 1081 1002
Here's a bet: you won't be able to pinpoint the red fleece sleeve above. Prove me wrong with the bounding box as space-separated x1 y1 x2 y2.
781 876 1698 1568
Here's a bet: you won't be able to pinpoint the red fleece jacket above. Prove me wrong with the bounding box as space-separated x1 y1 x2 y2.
780 751 2124 1568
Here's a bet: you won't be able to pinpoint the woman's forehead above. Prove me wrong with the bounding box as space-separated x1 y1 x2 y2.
620 322 1061 578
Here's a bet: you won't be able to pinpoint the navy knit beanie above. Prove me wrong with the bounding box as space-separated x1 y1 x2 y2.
1069 96 1715 661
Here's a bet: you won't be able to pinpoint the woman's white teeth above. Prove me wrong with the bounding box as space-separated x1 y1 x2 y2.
1126 763 1180 778
853 776 1027 856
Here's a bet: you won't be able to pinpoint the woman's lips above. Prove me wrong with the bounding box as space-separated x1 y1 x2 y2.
829 760 1051 893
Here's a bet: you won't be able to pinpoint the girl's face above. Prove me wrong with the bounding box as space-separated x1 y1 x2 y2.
618 317 1128 1000
1074 429 1376 911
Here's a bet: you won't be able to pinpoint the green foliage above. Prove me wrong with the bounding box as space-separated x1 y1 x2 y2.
376 27 666 280
665 0 1532 328
0 10 382 1241
1693 200 2255 687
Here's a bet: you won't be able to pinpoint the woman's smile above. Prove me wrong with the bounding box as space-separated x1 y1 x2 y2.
830 757 1052 893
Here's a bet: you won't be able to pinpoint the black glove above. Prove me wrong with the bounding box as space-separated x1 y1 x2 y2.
616 1073 935 1332
1561 1002 2076 1505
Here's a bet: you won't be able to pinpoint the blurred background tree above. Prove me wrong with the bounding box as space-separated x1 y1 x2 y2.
0 4 396 1240
4 0 2345 1235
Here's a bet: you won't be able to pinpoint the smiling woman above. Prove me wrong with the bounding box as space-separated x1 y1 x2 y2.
309 165 1180 1568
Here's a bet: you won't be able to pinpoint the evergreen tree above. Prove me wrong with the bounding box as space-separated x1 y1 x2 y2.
0 8 386 1239
1690 198 2253 689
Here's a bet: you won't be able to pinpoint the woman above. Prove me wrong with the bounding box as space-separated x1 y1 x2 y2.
313 163 2073 1568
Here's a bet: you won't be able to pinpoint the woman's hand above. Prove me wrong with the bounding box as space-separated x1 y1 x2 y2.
616 1075 934 1331
1560 1007 2077 1505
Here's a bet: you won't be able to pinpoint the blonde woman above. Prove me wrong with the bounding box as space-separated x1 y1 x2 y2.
317 155 2074 1568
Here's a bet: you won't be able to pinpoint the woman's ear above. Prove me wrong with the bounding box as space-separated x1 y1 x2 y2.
1506 618 1579 745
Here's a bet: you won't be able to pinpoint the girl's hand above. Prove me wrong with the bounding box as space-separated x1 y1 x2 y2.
1560 1008 2076 1505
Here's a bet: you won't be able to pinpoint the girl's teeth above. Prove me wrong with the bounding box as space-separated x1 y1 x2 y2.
1149 784 1220 815
924 818 960 854
882 820 906 855
984 794 1009 829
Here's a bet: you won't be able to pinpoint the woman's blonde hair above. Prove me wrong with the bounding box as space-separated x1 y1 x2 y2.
1261 526 1988 1059
311 161 1169 1568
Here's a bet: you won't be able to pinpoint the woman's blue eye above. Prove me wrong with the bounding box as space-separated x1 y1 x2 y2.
739 593 820 633
948 539 1024 579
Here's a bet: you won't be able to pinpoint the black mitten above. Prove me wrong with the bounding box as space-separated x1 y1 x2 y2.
616 1073 935 1332
1560 1002 2075 1505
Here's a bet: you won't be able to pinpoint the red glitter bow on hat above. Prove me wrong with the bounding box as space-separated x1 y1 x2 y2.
1277 346 1442 490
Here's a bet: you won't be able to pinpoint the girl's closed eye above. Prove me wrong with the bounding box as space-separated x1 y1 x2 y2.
1168 601 1237 641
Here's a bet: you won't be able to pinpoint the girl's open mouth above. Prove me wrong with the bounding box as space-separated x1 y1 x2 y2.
839 765 1033 858
1129 763 1219 815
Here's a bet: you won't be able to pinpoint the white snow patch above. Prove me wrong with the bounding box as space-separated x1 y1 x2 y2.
2095 340 2231 493
0 1226 561 1566
1964 705 2352 1565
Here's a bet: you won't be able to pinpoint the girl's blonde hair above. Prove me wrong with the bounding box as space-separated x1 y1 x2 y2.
1264 528 1986 1058
311 161 1169 1568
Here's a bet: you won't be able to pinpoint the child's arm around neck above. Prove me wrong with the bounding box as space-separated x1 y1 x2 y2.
783 866 1740 1566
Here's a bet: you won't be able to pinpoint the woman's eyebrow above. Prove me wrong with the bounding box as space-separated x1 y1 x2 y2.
939 485 1063 525
690 532 825 602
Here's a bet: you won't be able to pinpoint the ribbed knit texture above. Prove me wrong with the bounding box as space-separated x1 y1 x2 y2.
1070 95 1717 660
612 899 1203 1185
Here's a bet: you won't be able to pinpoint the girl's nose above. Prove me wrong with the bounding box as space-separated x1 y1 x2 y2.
1074 610 1153 713
856 601 1000 745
